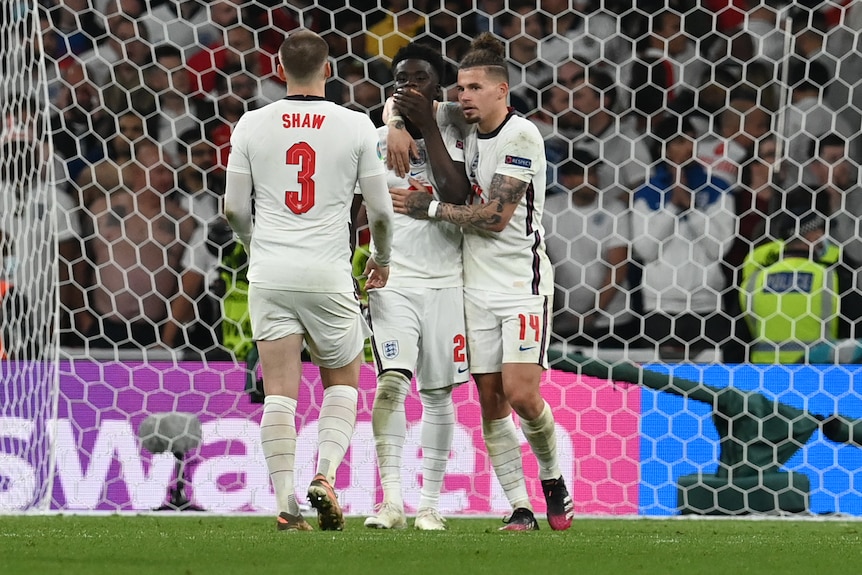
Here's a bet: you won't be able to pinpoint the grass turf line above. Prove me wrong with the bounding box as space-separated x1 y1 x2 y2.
2 516 862 575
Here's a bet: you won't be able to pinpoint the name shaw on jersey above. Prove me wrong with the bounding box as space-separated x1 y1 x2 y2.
282 113 325 129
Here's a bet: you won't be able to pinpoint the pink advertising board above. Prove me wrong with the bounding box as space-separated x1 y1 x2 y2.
6 360 639 514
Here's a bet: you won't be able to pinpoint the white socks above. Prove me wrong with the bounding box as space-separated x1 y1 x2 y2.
261 395 300 516
417 387 455 511
371 371 410 507
316 385 358 484
520 401 561 481
482 416 530 511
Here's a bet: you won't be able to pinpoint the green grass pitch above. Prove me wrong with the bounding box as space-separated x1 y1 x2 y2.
3 515 862 575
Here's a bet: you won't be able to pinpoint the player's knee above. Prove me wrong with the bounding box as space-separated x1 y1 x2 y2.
507 389 544 421
418 387 453 413
375 370 410 404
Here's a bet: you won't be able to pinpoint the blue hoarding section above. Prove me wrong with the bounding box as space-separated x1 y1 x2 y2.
638 364 862 516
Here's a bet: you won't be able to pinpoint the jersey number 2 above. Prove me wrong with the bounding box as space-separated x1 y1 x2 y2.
284 142 315 214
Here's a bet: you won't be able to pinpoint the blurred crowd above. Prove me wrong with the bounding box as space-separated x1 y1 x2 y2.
2 0 862 363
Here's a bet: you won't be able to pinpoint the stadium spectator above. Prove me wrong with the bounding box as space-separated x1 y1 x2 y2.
667 59 740 139
363 42 470 532
172 127 223 355
473 0 504 34
77 12 149 88
725 135 782 275
74 111 146 209
569 68 651 200
530 83 580 141
741 188 862 342
809 133 862 266
721 135 783 363
51 60 112 185
143 45 215 164
627 9 701 110
554 57 588 93
740 194 841 363
540 0 632 75
322 11 368 62
739 0 785 67
146 0 220 57
43 0 103 58
223 29 394 532
100 23 154 116
528 83 578 184
388 33 574 532
338 60 387 126
209 68 261 170
631 115 736 360
78 141 198 351
543 151 638 348
495 0 551 113
187 20 279 100
696 87 770 187
782 57 855 189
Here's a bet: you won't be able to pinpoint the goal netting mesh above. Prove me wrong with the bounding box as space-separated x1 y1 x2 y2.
2 0 862 517
1 0 59 511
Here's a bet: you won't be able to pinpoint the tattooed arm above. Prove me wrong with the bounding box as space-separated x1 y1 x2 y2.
390 173 526 233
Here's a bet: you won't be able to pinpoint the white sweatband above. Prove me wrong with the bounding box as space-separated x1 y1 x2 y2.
427 200 440 219
387 115 405 127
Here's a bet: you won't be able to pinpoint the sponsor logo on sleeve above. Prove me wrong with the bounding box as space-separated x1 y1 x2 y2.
505 155 531 168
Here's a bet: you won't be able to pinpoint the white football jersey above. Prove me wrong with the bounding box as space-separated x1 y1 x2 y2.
371 124 464 288
227 97 385 292
462 112 553 295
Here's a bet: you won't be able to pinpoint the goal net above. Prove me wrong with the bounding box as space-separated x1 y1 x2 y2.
2 0 861 516
0 0 59 511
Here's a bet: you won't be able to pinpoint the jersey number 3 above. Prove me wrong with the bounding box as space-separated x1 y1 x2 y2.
284 142 316 214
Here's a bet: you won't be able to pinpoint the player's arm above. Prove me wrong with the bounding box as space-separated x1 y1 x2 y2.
358 172 394 289
383 97 417 178
391 172 525 233
224 170 253 251
384 96 447 179
393 90 470 204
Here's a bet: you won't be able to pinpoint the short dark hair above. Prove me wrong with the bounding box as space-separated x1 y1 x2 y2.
278 29 329 84
811 132 847 158
779 187 828 240
560 149 601 180
154 45 182 62
787 57 829 94
571 68 617 110
653 114 695 144
391 42 447 84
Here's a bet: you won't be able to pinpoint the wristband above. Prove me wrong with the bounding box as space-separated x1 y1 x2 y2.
387 115 405 128
427 200 440 219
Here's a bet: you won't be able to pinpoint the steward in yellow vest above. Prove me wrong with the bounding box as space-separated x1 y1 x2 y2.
740 204 839 363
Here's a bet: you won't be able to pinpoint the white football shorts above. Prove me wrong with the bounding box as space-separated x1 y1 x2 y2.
463 287 551 373
368 286 469 390
248 285 370 369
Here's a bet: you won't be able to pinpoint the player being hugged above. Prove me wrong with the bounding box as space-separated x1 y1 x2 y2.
224 29 394 532
363 42 472 531
389 33 574 531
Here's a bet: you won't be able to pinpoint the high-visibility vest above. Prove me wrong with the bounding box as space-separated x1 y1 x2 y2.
220 244 254 360
741 255 840 364
741 240 840 285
